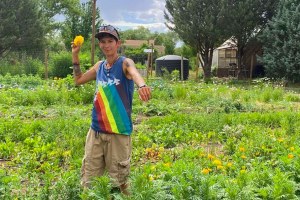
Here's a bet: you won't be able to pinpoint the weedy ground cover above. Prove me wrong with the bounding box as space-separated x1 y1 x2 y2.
0 74 300 199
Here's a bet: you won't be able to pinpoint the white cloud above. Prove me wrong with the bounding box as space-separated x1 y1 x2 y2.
96 0 168 32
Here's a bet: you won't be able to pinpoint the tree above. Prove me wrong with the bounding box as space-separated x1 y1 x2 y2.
0 0 81 58
165 0 228 80
223 0 279 71
152 31 178 55
0 0 46 57
120 26 152 40
38 0 80 32
261 0 300 83
60 1 102 50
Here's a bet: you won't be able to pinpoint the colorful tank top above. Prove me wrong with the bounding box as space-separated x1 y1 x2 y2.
91 56 134 135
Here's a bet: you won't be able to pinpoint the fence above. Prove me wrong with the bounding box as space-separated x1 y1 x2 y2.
0 50 152 79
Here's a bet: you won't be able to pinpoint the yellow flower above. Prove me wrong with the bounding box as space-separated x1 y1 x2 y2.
240 169 246 174
241 155 247 159
277 138 284 142
202 168 210 174
150 165 156 170
74 35 84 46
239 147 245 152
288 154 294 159
212 159 222 166
290 147 295 151
149 175 154 181
163 162 171 168
217 165 224 170
199 153 206 157
226 162 233 168
207 154 215 160
63 150 71 157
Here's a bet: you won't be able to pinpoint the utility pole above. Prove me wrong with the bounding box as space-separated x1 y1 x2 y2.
91 0 96 66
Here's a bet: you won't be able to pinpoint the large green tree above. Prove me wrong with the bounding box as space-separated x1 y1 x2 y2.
261 0 300 83
0 0 45 57
0 0 81 57
154 31 178 55
38 0 80 31
223 0 278 70
61 1 102 50
165 0 228 80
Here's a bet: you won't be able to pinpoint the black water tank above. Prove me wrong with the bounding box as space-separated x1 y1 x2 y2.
155 55 189 80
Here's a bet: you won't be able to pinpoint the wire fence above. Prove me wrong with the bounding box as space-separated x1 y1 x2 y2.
0 49 153 79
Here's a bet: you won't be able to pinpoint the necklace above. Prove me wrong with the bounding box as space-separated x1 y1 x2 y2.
104 56 119 77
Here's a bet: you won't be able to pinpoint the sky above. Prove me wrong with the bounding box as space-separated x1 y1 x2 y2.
89 0 168 32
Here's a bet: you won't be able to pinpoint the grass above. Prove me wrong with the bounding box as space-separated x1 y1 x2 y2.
0 74 300 199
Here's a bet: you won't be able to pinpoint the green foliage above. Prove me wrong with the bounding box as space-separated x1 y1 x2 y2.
121 26 152 40
261 0 300 83
61 1 102 50
49 51 72 78
0 53 45 76
223 0 278 68
165 0 228 79
81 175 113 200
1 75 300 199
121 27 178 56
123 44 149 64
0 0 46 57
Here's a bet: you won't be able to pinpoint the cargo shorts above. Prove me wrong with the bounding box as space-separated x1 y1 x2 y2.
81 128 132 187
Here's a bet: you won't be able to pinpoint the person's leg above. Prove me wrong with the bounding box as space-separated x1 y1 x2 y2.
81 128 105 188
104 134 132 195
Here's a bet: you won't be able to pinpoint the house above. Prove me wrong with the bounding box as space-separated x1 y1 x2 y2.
121 40 165 55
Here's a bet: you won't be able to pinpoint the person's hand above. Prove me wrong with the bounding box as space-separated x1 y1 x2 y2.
138 86 151 102
71 42 81 56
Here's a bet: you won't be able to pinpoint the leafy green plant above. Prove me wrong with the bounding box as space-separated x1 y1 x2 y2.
49 51 73 78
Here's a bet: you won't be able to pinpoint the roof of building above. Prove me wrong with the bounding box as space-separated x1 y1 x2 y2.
156 55 188 61
217 38 237 50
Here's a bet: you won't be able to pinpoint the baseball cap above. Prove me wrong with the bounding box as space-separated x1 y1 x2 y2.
95 25 120 40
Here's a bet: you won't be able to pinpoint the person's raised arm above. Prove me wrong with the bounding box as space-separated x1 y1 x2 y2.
123 58 151 102
71 43 98 85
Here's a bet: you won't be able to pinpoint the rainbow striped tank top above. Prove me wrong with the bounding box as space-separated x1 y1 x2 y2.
91 56 134 135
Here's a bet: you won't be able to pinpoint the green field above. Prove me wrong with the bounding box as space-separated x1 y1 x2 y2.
1 74 300 199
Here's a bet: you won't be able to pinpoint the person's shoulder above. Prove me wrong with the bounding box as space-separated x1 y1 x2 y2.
91 60 104 72
123 57 135 67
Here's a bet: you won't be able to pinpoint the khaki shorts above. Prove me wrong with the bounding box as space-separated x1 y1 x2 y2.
81 128 132 187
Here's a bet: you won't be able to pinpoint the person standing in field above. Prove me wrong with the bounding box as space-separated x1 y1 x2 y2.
71 25 151 194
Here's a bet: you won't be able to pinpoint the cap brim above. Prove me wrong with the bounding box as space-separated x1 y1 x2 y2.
95 32 119 40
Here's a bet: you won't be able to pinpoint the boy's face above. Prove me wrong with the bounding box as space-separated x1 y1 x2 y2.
99 36 121 56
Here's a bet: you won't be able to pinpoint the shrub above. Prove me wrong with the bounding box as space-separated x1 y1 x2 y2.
49 51 72 78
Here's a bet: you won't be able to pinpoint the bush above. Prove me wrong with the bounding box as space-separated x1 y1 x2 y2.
0 53 44 76
23 57 44 77
49 51 72 78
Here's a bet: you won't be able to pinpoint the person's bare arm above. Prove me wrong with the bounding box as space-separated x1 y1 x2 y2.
72 43 98 85
123 58 151 101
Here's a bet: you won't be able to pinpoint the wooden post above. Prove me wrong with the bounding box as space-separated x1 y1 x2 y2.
146 52 150 80
150 44 154 76
91 0 96 66
195 53 199 81
44 48 48 80
181 55 184 81
250 54 254 79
